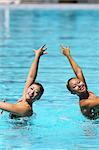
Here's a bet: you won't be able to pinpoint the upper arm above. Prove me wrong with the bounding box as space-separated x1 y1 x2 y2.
0 102 28 116
22 77 33 96
80 99 99 107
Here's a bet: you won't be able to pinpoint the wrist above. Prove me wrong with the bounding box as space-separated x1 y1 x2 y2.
35 53 40 59
67 54 71 58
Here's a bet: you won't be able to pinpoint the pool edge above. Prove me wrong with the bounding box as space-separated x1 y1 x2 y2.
0 3 99 10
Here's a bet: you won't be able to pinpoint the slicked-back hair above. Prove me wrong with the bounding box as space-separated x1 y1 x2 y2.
66 77 76 94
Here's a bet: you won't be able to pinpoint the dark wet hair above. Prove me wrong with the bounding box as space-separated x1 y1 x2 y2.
66 77 76 94
34 82 44 99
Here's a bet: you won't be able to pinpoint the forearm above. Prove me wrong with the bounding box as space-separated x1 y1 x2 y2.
28 54 40 81
0 102 15 113
22 54 41 95
0 102 27 116
67 54 81 74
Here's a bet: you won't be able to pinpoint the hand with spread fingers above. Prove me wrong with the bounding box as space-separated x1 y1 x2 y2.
60 45 70 57
34 45 47 57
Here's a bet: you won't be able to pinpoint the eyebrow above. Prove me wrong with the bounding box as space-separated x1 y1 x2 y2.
35 89 40 92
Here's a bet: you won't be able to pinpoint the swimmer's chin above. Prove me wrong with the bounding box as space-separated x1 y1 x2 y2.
79 87 87 94
25 94 31 101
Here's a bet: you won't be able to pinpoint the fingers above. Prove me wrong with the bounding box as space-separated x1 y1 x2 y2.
42 47 47 51
40 45 47 54
60 45 64 53
60 45 70 49
41 45 47 52
43 51 48 55
33 44 46 51
40 44 46 50
33 49 36 53
34 45 70 55
41 44 46 49
33 45 47 56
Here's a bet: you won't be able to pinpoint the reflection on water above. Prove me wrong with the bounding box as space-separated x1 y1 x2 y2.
82 121 98 137
9 118 30 129
8 112 37 129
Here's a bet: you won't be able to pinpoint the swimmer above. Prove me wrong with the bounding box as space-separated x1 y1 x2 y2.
61 45 99 120
0 45 47 119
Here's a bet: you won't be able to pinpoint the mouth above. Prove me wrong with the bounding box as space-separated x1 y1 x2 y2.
79 84 86 91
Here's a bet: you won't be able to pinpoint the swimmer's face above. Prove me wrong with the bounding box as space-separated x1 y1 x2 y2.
26 84 42 102
68 78 87 95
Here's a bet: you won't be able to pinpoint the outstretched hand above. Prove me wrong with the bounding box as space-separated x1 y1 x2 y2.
33 45 47 57
60 45 70 57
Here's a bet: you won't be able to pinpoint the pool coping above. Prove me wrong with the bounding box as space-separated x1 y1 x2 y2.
0 3 99 10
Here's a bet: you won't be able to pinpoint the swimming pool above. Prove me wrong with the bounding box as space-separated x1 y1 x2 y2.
0 4 99 150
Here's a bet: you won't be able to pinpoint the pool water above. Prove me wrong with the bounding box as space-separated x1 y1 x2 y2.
0 5 99 150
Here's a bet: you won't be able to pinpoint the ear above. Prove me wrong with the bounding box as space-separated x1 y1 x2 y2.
36 94 41 100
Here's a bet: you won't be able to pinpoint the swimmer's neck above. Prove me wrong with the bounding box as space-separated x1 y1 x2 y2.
25 99 33 107
18 97 33 107
79 91 89 100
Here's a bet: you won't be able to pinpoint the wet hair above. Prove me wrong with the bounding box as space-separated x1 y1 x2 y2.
34 82 44 99
66 77 76 94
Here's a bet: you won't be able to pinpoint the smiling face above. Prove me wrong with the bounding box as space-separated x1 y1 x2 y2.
67 78 87 95
26 83 44 102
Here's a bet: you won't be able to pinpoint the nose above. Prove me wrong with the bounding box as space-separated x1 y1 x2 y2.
30 89 34 95
78 84 81 87
78 84 82 88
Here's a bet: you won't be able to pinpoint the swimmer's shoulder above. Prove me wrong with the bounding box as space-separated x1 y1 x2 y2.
80 91 97 106
9 104 33 119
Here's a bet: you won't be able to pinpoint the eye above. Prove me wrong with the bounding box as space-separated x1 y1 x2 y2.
73 85 76 89
35 90 39 94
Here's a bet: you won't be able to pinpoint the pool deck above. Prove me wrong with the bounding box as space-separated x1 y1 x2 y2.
0 3 99 10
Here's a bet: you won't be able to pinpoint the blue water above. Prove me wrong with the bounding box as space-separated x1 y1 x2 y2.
0 5 99 150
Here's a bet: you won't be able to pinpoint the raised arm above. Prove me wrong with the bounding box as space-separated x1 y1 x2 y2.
22 45 47 96
60 45 87 88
